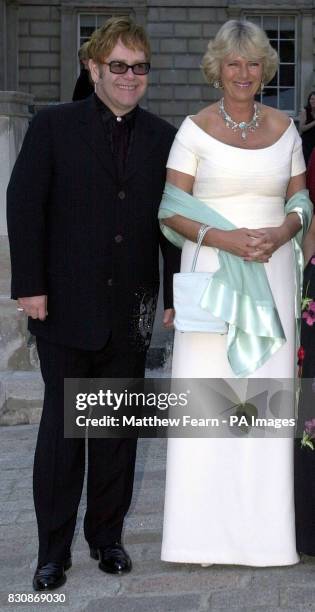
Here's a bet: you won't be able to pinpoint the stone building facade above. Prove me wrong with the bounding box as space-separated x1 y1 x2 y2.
0 0 314 125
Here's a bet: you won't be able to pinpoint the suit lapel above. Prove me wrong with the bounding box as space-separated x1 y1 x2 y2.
77 95 116 180
124 107 160 181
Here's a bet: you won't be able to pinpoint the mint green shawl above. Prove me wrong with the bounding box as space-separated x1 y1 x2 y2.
159 182 312 377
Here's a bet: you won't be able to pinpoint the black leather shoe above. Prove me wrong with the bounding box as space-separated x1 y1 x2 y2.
33 556 72 591
90 543 132 574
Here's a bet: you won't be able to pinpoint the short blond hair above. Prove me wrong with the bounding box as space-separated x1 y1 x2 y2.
201 20 278 86
86 15 151 64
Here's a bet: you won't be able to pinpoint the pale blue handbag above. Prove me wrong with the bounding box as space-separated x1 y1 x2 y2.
173 225 228 334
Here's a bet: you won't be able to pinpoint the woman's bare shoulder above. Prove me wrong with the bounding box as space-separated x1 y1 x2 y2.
191 104 219 130
261 105 291 130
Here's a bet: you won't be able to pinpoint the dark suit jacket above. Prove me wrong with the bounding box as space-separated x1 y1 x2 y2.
7 95 180 351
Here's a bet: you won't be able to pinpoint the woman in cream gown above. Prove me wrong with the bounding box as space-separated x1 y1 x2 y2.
161 20 307 567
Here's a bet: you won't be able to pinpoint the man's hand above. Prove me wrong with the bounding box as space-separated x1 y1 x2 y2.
163 308 175 328
17 295 48 321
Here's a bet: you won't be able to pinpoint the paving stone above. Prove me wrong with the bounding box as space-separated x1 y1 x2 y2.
124 530 161 545
7 486 33 502
210 609 315 612
280 586 315 608
0 511 19 525
0 468 32 482
121 567 251 596
0 524 36 542
250 564 315 587
210 585 280 608
0 554 31 572
83 593 202 612
0 480 13 494
0 537 37 557
1 425 315 611
0 423 37 441
16 510 36 524
63 564 120 598
0 600 70 612
0 452 33 470
124 512 163 534
0 499 33 512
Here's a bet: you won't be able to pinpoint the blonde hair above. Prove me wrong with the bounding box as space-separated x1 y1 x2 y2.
86 15 151 63
78 41 90 61
201 20 278 86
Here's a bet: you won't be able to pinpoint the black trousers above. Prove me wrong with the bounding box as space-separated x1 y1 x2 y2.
34 335 146 565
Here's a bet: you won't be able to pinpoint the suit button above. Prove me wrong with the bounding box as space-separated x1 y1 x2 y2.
118 190 125 200
107 278 113 286
114 234 123 244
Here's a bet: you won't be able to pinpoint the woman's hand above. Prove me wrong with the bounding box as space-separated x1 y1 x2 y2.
212 228 272 262
242 226 288 262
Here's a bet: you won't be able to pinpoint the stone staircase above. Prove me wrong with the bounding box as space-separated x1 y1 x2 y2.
0 235 173 425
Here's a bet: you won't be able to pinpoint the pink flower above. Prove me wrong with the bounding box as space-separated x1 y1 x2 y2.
302 301 315 326
311 257 315 265
305 419 315 439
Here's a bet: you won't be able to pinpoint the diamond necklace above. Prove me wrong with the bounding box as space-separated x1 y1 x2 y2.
218 97 261 140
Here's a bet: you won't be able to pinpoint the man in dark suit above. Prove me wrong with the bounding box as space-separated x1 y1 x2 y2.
7 16 179 590
72 41 94 101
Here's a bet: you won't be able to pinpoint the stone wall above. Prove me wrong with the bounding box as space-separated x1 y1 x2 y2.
13 0 315 122
18 4 60 103
147 5 226 126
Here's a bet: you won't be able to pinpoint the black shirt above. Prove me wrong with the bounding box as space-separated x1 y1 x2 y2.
94 93 137 179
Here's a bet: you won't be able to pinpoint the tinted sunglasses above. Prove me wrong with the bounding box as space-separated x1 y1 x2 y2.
104 61 151 75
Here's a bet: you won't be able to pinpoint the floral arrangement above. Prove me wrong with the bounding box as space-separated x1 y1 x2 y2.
301 278 315 326
299 269 315 450
301 419 315 450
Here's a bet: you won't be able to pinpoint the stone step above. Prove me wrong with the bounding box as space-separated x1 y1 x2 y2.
0 298 39 372
0 236 11 296
0 369 171 425
0 371 43 425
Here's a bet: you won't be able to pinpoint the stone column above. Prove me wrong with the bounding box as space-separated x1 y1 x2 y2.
6 0 19 91
0 91 34 236
60 4 77 103
0 0 7 90
0 92 39 412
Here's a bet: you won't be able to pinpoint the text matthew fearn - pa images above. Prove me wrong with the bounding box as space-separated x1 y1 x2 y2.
74 389 295 431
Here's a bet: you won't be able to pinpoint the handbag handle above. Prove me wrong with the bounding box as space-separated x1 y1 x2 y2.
190 225 212 272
